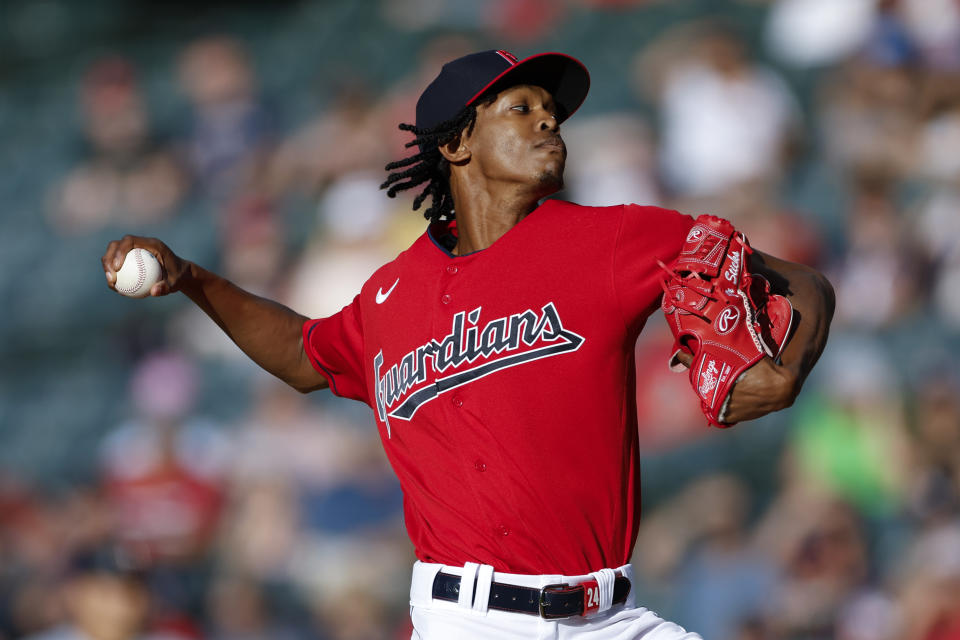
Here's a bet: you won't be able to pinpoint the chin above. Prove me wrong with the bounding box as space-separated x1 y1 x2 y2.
535 167 564 194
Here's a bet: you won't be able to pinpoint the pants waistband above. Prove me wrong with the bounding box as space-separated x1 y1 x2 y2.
410 561 635 613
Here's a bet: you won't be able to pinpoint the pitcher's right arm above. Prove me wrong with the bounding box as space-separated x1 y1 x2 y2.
102 235 329 393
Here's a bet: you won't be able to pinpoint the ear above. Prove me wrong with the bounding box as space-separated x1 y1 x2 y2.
438 132 471 164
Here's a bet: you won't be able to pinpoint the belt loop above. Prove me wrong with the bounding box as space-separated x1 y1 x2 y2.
411 561 443 607
458 562 479 609
471 564 494 614
589 568 617 613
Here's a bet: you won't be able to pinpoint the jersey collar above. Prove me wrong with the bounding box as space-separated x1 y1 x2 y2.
425 200 556 259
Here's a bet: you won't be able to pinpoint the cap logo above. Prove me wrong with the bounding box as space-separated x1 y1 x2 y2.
496 50 519 65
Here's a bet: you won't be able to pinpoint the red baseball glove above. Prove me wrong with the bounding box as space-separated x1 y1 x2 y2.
659 215 795 427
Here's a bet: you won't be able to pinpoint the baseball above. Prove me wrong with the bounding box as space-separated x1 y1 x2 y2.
114 248 162 298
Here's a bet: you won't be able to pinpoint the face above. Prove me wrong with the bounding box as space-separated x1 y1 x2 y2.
66 574 148 640
460 84 566 197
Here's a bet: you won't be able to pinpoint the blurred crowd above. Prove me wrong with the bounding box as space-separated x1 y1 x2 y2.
2 0 960 639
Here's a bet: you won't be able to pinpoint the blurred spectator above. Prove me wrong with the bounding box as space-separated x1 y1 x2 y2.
637 21 800 199
670 475 780 640
830 170 927 329
177 35 275 201
217 374 407 639
265 74 397 300
897 0 960 71
786 336 910 518
268 78 388 198
904 374 960 528
281 173 398 318
764 0 875 68
0 483 69 638
731 618 771 640
205 574 302 640
562 113 661 207
0 483 117 638
818 60 919 180
894 525 960 640
22 544 189 640
861 1 920 69
913 92 960 327
766 499 871 640
293 539 411 640
835 589 900 640
49 57 187 235
99 351 231 565
177 35 281 291
218 192 286 295
914 94 960 185
309 585 402 640
218 379 365 580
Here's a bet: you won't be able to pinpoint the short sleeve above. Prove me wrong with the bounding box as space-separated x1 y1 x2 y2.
613 204 695 328
302 295 370 406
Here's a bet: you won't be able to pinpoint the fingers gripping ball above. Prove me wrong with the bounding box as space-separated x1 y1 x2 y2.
114 248 162 298
659 215 794 427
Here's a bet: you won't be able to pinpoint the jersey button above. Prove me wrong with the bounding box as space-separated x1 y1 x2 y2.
451 395 463 408
441 294 452 305
498 525 510 537
474 461 486 472
446 265 459 275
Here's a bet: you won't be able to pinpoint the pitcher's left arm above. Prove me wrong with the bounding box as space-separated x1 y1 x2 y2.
721 251 835 423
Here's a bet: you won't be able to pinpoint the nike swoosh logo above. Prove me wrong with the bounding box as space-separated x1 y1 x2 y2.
376 278 399 304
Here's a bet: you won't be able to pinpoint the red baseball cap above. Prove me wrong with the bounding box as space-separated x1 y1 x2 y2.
415 49 590 131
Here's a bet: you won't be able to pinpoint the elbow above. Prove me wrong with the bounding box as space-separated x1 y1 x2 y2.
273 358 327 394
288 338 330 393
289 380 316 394
293 380 329 394
789 263 835 321
814 270 836 321
270 371 313 394
288 366 332 395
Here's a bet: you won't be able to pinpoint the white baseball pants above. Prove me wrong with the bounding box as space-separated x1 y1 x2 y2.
409 561 703 640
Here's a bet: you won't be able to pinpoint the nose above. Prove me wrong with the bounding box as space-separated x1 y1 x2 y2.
538 112 558 132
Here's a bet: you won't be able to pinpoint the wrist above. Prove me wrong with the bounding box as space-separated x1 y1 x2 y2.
178 261 203 295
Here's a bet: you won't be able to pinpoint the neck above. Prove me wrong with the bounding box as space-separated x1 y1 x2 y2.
448 176 544 255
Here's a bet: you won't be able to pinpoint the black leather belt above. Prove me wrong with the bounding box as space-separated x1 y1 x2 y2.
431 571 631 619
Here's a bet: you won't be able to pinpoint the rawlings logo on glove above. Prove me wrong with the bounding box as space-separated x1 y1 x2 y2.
659 215 794 427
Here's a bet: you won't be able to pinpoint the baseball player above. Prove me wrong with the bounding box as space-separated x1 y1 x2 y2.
102 50 835 639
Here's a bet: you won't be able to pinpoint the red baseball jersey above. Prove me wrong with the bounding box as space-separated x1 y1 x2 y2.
303 199 694 575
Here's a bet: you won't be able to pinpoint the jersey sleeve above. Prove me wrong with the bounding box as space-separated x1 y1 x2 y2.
302 295 370 406
612 204 695 329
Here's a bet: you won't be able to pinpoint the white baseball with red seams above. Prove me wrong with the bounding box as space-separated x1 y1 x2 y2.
114 248 162 298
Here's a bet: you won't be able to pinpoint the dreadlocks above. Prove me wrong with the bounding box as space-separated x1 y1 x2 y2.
380 94 496 222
